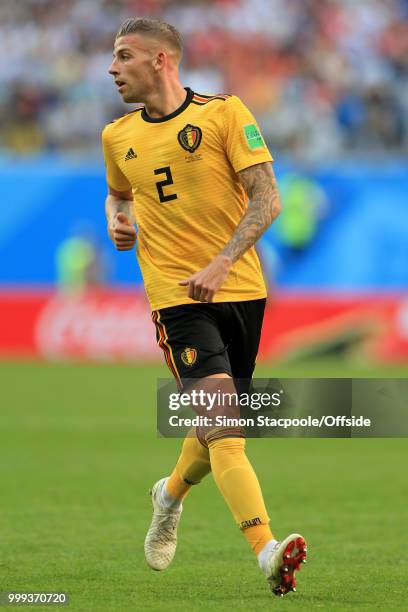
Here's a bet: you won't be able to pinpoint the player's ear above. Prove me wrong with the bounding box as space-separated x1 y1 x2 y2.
153 51 166 71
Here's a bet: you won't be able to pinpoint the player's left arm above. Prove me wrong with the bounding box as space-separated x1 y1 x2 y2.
222 161 280 261
179 161 280 302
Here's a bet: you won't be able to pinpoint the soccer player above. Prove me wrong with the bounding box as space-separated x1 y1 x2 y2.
102 17 307 596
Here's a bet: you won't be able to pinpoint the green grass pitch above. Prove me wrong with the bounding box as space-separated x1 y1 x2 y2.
1 360 407 611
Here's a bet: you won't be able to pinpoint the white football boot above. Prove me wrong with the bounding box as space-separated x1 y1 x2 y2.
263 533 307 596
144 478 183 571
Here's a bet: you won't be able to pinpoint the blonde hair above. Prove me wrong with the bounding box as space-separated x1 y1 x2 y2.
116 18 182 61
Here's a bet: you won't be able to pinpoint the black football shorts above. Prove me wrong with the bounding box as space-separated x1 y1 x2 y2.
152 299 266 392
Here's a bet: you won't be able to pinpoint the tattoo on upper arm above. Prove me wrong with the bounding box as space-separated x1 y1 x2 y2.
221 162 281 262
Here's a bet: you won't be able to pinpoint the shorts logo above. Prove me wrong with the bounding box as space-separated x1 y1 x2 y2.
181 347 197 366
178 124 202 153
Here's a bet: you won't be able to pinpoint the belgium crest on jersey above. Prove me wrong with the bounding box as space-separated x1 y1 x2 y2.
181 347 197 366
177 124 202 153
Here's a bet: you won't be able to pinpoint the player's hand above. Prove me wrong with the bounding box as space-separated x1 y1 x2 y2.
108 212 137 251
179 255 232 302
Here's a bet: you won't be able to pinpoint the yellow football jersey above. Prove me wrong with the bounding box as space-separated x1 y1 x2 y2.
102 88 273 310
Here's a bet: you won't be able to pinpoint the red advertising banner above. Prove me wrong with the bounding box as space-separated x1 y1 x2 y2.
0 289 407 362
260 294 408 362
0 289 157 361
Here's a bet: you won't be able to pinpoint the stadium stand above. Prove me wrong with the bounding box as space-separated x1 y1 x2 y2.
0 0 407 159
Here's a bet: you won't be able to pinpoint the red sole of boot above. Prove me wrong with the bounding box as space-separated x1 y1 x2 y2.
272 536 307 596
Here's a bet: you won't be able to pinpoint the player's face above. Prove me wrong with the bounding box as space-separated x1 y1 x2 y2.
109 35 157 103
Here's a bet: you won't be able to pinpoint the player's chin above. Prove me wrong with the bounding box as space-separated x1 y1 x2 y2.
121 91 138 104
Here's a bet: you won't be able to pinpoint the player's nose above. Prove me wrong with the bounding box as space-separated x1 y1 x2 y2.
108 59 119 76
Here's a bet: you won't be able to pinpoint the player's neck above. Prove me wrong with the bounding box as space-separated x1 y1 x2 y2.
143 83 187 119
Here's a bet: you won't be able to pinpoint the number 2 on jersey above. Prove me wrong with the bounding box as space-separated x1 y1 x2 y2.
154 167 178 203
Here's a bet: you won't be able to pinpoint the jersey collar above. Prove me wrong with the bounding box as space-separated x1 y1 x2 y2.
141 87 194 123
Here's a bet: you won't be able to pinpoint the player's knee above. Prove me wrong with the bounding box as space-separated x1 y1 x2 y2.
201 425 246 446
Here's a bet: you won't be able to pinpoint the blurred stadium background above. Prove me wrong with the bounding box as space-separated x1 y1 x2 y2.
1 0 408 366
1 2 408 609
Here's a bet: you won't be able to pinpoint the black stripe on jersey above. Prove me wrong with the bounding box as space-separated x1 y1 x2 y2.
192 98 229 105
142 88 194 123
194 92 231 100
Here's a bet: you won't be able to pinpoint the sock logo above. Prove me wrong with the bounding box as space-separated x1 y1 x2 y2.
240 517 262 529
184 478 199 485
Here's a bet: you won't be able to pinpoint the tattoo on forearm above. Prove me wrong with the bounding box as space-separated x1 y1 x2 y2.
221 162 281 263
106 196 134 223
116 199 133 217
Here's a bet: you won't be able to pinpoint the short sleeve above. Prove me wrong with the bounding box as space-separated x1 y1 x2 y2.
223 96 273 173
101 126 132 192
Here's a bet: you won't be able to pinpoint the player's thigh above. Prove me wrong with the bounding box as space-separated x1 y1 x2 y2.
225 299 266 392
189 373 245 442
152 304 232 387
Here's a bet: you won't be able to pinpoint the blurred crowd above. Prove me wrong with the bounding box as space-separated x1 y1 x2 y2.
1 0 407 160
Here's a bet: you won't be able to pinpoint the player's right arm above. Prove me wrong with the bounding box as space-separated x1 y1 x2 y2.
102 125 137 251
105 186 137 251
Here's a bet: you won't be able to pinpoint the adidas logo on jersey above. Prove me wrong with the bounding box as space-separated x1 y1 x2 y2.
124 147 137 161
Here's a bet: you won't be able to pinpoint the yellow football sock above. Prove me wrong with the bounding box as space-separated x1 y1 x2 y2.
206 432 273 554
243 524 275 555
166 427 212 501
